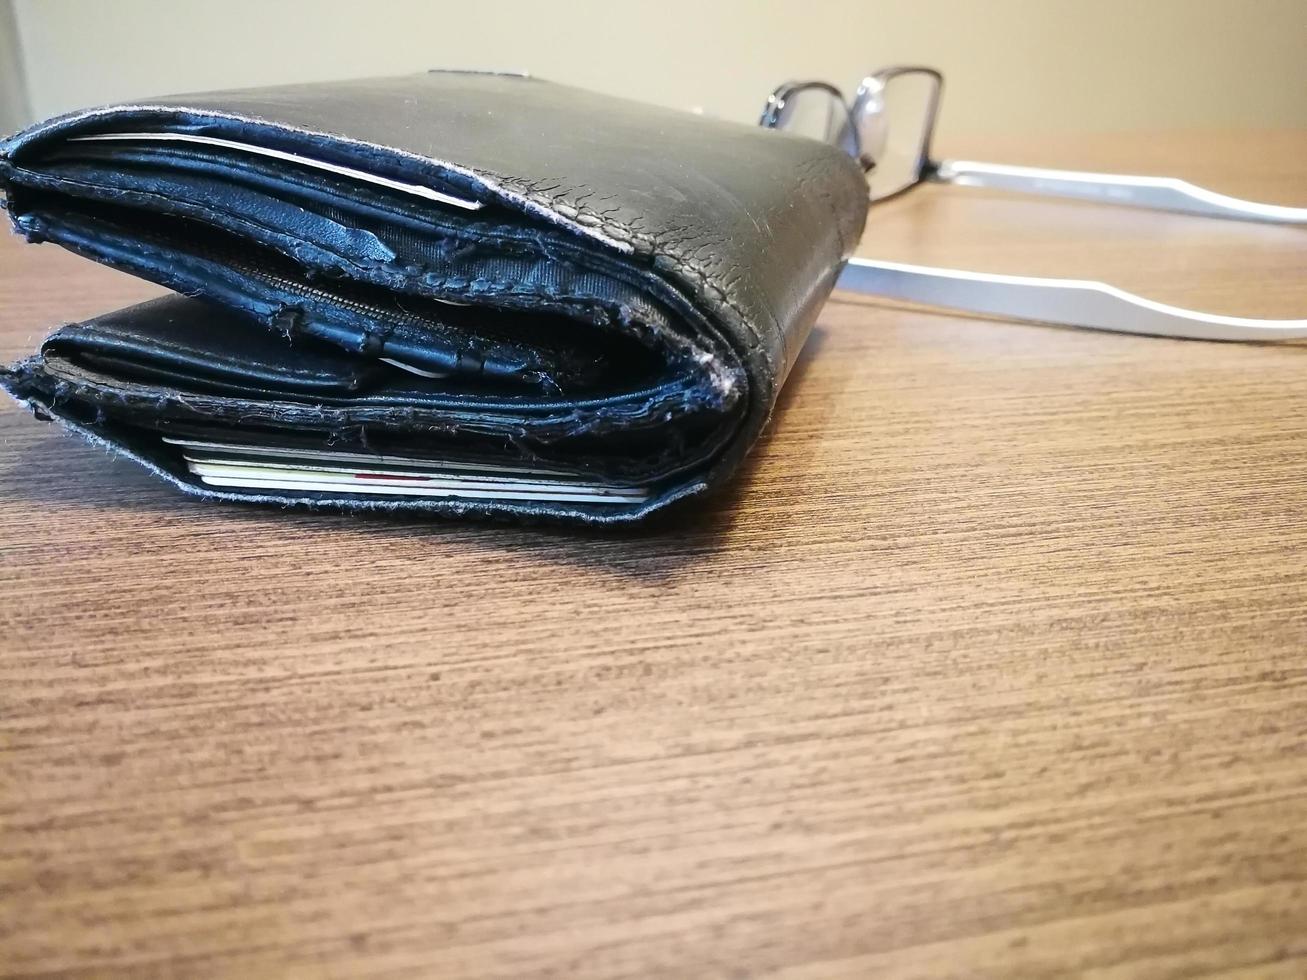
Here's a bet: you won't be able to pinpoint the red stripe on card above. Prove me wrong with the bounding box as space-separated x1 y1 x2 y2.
354 472 432 482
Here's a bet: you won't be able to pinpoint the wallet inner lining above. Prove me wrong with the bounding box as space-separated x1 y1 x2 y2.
27 192 678 396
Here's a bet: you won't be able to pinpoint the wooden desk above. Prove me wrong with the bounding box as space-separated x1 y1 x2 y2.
3 132 1306 978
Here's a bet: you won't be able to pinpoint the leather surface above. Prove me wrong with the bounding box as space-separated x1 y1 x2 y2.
0 72 869 523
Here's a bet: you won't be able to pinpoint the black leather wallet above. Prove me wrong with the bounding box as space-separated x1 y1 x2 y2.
0 71 868 523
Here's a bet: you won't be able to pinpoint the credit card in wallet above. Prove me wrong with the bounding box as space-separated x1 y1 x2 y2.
161 437 652 504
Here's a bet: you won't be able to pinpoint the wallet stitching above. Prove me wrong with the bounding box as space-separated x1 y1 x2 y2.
471 168 765 334
485 169 864 380
22 363 713 443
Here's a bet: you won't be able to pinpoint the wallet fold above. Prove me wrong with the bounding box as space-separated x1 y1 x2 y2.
0 70 868 523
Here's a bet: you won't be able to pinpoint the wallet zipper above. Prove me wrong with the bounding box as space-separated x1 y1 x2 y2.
213 260 482 377
114 217 500 375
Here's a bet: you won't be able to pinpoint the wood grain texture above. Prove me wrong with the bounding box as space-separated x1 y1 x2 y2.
2 131 1306 979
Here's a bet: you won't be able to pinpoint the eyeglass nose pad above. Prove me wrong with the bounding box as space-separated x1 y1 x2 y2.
856 78 890 167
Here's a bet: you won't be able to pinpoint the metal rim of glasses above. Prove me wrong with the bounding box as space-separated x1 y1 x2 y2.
760 66 944 204
759 80 866 165
851 65 944 204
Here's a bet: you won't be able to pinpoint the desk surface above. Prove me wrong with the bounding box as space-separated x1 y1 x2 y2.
3 131 1306 978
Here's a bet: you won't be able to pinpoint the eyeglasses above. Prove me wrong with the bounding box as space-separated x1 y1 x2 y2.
760 66 1307 342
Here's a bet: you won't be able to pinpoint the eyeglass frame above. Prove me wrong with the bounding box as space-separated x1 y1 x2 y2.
757 65 1307 342
760 66 944 205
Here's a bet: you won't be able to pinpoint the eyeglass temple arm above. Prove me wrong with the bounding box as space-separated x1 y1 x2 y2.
930 160 1307 225
836 258 1307 342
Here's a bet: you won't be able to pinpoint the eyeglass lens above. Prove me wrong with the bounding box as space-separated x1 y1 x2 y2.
858 70 941 203
774 85 860 161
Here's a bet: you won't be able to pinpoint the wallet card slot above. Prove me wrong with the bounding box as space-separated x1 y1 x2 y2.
68 132 487 212
41 297 390 397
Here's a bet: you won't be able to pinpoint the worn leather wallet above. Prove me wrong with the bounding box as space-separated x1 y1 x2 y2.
0 70 868 523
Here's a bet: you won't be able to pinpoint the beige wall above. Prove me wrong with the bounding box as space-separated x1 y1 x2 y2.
0 0 30 134
8 0 1307 139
